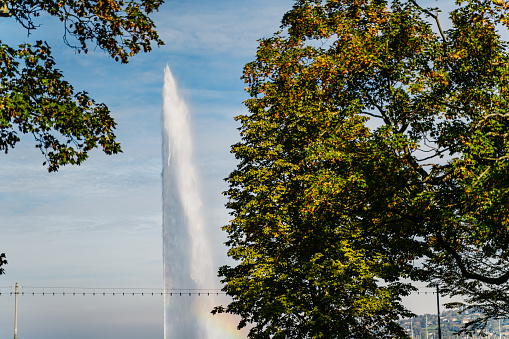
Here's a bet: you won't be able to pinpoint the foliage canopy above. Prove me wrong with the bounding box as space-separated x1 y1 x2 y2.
0 253 6 275
215 0 509 336
0 0 164 171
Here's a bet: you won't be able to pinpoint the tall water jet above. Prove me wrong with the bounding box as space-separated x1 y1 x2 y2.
162 65 216 338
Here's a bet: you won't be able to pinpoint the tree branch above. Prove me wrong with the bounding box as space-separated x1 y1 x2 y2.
437 233 509 285
409 0 447 42
416 147 450 162
403 145 431 181
360 111 384 119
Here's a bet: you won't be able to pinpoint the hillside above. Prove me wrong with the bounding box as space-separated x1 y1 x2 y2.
399 309 509 338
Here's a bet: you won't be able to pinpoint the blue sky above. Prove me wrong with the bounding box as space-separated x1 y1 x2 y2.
0 1 293 338
0 1 461 338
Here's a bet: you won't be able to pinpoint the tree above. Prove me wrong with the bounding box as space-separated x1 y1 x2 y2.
0 253 6 275
215 0 509 336
0 0 164 171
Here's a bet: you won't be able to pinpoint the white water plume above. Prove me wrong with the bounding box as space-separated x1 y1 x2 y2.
161 65 216 338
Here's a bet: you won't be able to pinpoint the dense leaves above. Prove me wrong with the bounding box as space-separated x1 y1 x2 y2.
0 0 163 171
216 0 509 337
7 0 164 63
0 253 6 275
0 41 121 171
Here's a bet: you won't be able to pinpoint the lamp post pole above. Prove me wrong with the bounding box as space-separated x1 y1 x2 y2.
14 282 18 339
436 286 442 339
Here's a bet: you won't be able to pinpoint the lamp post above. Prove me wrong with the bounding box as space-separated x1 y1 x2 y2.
436 286 442 339
14 282 18 339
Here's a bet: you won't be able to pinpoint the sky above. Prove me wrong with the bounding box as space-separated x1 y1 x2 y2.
0 1 465 338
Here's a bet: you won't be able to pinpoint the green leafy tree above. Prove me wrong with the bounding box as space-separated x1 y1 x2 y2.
0 0 164 171
0 253 6 275
215 0 509 336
